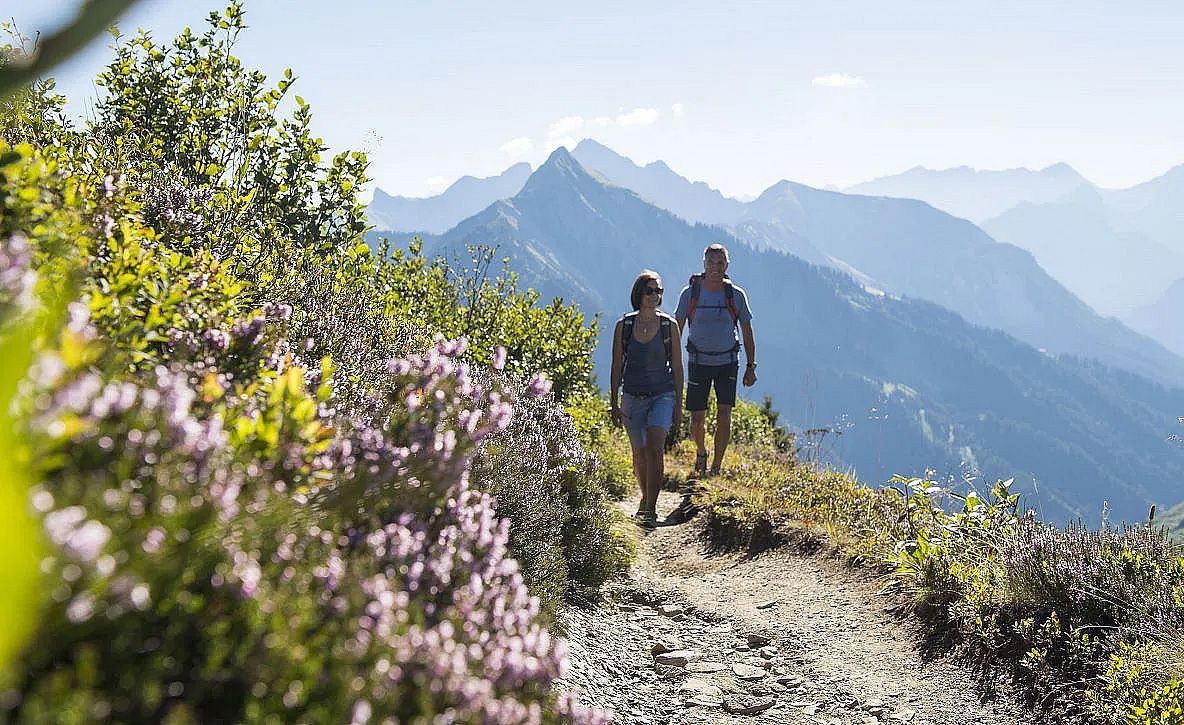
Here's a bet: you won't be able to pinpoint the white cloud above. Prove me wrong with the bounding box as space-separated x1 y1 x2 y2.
538 106 663 150
548 115 586 139
812 73 866 88
500 136 534 157
671 103 685 117
616 107 660 126
425 176 450 193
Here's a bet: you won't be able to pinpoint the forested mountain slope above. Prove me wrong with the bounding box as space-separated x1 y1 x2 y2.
406 148 1184 524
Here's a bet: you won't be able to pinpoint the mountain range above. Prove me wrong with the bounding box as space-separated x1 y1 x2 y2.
369 143 1184 386
371 147 1184 525
846 163 1091 224
367 162 532 234
567 143 1184 388
848 162 1184 337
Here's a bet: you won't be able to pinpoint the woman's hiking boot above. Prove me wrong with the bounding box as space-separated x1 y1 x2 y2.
693 452 708 477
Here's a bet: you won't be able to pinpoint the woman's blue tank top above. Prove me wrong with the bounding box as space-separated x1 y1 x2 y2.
622 328 675 395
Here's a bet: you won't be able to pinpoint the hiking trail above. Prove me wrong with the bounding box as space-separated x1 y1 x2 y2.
557 487 1031 724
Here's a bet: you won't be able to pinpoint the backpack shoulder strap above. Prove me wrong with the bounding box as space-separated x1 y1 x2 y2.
659 314 673 362
621 311 638 341
686 274 703 323
722 279 739 325
620 312 638 359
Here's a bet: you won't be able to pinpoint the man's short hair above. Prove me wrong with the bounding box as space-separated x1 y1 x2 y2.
704 243 729 262
630 269 662 311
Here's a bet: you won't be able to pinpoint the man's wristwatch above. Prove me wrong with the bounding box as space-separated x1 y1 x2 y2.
746 361 757 368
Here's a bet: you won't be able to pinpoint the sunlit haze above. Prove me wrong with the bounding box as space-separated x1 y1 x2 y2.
20 1 1184 197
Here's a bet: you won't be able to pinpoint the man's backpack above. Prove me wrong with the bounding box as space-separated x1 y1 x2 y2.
684 274 741 360
686 273 739 325
621 311 673 367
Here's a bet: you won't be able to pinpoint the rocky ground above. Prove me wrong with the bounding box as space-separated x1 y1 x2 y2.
555 489 1030 724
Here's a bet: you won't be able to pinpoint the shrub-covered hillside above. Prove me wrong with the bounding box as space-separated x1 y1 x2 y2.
681 419 1184 724
0 6 629 722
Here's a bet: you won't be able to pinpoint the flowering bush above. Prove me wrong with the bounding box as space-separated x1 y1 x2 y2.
472 375 633 611
5 287 610 722
1 9 619 721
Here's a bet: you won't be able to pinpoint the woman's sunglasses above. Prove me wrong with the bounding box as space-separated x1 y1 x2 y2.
644 286 663 295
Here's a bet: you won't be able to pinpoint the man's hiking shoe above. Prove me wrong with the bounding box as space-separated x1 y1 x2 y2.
633 509 657 529
693 452 708 477
707 466 722 478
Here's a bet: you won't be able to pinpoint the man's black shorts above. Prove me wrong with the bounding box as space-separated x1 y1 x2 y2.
685 362 739 411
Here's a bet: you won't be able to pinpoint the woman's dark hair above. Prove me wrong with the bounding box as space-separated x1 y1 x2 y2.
630 269 662 311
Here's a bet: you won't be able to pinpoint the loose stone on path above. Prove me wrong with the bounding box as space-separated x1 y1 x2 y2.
651 635 682 655
654 649 704 667
724 694 776 715
732 663 768 681
679 678 724 706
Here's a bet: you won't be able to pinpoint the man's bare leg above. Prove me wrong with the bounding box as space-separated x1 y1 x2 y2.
690 410 708 473
711 404 732 473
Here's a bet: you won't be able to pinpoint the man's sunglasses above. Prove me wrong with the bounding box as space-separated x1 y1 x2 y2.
644 286 663 295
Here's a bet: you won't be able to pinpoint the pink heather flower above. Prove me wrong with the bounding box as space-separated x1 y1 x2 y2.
66 593 96 623
490 402 514 432
65 302 94 337
203 328 231 351
492 346 507 371
350 699 372 724
0 232 35 311
130 583 151 610
238 559 262 599
142 527 166 553
525 373 552 398
43 506 88 545
262 302 294 321
63 520 111 562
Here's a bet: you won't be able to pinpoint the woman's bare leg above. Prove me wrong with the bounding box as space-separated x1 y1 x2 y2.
631 444 648 508
644 426 666 514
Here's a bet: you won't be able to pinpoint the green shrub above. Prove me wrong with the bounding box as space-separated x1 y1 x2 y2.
1 7 620 722
472 377 632 612
675 395 783 449
565 391 633 499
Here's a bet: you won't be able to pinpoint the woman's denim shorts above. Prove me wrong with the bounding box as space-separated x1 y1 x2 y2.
620 391 675 448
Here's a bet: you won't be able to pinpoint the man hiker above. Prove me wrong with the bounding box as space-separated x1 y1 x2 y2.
675 243 757 477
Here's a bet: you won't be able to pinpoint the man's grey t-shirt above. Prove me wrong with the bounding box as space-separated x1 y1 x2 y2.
675 282 753 365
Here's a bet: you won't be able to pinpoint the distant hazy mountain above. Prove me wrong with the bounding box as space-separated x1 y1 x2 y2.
1125 277 1184 358
1105 164 1184 257
367 163 532 234
566 142 1184 387
845 162 1184 329
571 139 745 225
846 164 1091 223
421 148 1184 524
982 186 1183 317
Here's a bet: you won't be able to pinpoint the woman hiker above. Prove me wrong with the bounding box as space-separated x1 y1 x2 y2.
610 270 684 528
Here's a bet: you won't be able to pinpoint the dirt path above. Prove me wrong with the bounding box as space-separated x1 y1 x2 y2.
557 488 1031 724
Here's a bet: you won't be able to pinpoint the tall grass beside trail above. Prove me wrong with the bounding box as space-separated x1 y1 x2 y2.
664 402 1184 724
0 6 627 722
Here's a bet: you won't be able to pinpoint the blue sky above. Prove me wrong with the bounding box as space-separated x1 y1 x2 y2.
20 1 1184 198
